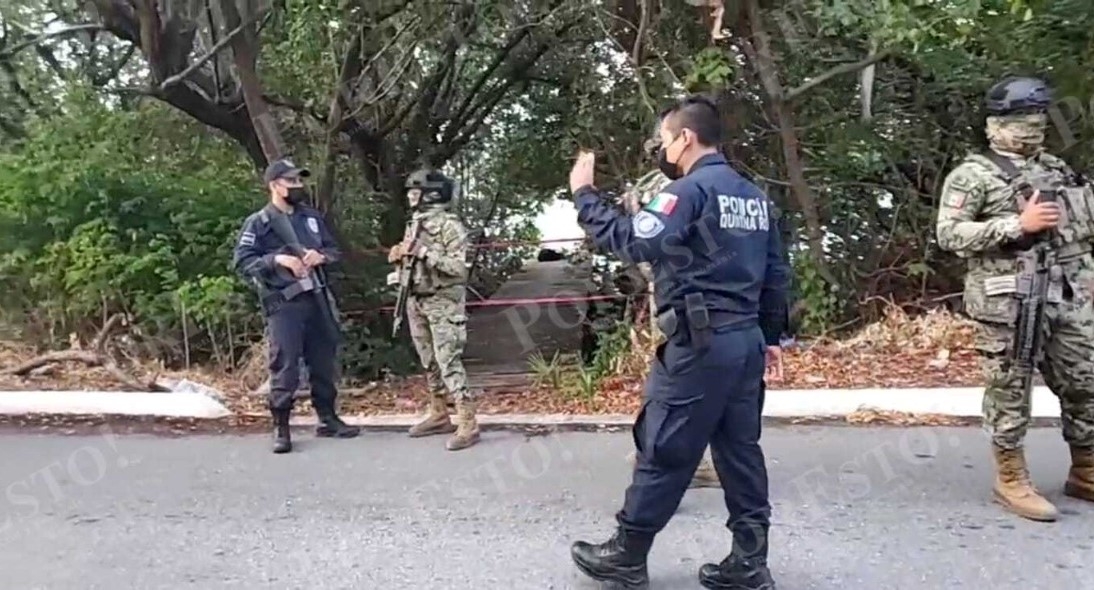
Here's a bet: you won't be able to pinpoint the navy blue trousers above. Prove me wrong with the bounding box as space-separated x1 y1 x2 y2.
618 324 771 559
266 295 339 414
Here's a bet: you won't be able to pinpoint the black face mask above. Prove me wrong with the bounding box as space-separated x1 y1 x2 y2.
657 147 682 180
286 187 310 205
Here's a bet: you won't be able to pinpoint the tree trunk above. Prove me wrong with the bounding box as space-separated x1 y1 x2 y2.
739 0 835 285
222 0 285 163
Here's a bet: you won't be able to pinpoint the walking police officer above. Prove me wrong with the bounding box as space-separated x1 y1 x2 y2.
567 95 790 590
233 158 361 454
621 126 722 490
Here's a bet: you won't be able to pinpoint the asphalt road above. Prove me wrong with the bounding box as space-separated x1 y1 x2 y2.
0 426 1091 589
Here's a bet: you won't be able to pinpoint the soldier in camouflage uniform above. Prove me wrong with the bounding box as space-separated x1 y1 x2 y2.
389 169 480 451
937 76 1094 521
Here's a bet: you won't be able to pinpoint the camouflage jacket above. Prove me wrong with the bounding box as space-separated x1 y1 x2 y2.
402 207 468 295
566 170 671 333
936 149 1094 324
628 170 671 339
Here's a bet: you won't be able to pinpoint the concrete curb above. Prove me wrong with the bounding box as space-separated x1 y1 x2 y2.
0 390 233 419
759 386 1060 417
0 386 1063 424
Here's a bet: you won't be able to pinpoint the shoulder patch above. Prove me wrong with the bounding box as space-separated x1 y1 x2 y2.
941 166 988 209
645 192 678 215
239 231 255 247
633 210 666 239
306 217 320 233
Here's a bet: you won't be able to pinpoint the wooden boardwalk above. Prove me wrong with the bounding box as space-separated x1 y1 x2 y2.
464 260 590 391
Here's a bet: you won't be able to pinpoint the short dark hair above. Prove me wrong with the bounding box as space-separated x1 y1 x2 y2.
659 94 723 146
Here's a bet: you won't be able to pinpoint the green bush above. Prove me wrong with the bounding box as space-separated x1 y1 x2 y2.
0 92 262 365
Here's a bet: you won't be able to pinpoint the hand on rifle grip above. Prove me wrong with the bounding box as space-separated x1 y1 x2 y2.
1019 190 1061 233
274 254 308 278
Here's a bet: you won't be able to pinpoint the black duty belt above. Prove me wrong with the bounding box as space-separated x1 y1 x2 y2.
260 281 324 311
280 277 318 300
656 293 751 352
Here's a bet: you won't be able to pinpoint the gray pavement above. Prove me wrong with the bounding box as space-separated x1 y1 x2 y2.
1 426 1092 589
465 260 588 387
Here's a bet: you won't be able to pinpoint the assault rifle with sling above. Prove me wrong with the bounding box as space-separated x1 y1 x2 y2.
1009 179 1058 396
982 150 1062 399
391 218 424 338
262 205 341 331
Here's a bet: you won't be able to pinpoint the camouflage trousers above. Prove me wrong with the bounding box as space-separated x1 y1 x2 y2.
407 287 472 401
976 297 1094 449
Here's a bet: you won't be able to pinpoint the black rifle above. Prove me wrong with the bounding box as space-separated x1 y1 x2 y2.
1007 183 1059 396
263 205 341 331
392 218 424 338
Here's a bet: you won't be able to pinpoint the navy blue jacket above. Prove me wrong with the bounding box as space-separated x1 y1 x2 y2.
574 153 790 344
232 204 341 292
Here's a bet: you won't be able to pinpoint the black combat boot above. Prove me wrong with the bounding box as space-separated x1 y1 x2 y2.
315 410 361 438
698 553 776 590
570 527 653 589
272 411 292 454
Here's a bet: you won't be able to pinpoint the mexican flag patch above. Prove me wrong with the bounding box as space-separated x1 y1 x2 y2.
645 192 678 215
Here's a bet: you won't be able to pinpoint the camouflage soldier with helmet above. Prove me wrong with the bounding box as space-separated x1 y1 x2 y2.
937 76 1094 521
389 168 480 451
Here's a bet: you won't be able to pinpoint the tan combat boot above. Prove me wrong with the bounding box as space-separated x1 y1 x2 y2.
624 451 722 488
408 395 457 438
1064 445 1094 502
992 445 1059 521
446 399 481 451
689 459 721 489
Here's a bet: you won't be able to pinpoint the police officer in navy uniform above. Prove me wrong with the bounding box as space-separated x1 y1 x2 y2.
233 158 361 453
567 95 789 589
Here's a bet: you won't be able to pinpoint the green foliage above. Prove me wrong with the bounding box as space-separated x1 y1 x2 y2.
529 323 633 401
0 91 261 363
528 350 566 390
685 48 736 91
569 321 632 401
792 255 841 335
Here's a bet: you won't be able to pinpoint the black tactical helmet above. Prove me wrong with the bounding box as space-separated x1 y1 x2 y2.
985 76 1052 115
405 168 453 206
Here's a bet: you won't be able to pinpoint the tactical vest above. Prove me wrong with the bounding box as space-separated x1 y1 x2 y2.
958 151 1094 326
969 151 1094 259
407 208 467 295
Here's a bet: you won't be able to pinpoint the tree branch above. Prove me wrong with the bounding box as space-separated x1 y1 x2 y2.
0 23 103 59
373 0 415 25
446 27 530 132
783 50 892 103
378 94 418 136
264 93 327 123
93 45 136 86
157 8 268 91
355 14 420 98
0 60 39 112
